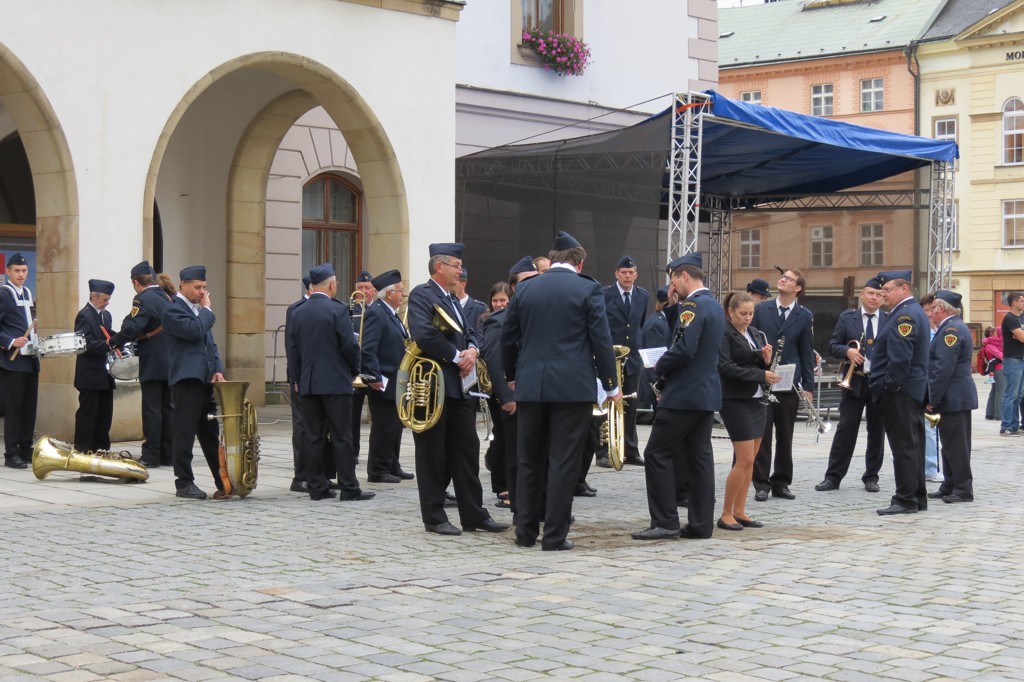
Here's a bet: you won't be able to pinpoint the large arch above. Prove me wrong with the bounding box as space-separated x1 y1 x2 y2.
144 53 409 399
0 41 79 429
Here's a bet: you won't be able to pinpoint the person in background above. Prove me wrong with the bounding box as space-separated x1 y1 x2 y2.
919 293 943 484
73 279 118 454
454 267 488 334
479 281 512 505
979 326 1003 420
745 278 771 303
532 256 551 274
1000 292 1024 437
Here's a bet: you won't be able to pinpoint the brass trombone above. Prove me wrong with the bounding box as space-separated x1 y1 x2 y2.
350 290 369 389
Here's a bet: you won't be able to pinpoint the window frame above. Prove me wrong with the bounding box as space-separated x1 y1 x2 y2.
1003 97 1024 166
738 227 761 269
740 91 762 105
1003 199 1024 248
301 173 363 297
811 83 833 117
860 78 884 113
809 224 833 267
512 0 583 69
859 223 884 267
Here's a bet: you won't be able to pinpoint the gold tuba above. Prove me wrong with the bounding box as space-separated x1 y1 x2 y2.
596 345 636 471
395 303 461 432
209 380 261 497
32 437 149 481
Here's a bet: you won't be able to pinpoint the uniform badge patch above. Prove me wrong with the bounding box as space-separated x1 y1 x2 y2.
680 310 696 326
944 333 957 347
898 323 913 337
130 306 140 318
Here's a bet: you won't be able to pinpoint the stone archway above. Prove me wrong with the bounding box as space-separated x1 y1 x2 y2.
144 53 409 400
0 41 79 431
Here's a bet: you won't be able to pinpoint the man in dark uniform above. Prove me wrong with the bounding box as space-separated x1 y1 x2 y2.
287 263 374 503
871 269 930 515
110 261 173 468
160 266 227 499
1 252 39 469
454 267 488 334
73 279 117 453
815 278 887 493
631 253 724 541
351 270 375 465
408 243 506 536
361 268 414 483
502 232 619 551
925 290 977 504
594 255 648 468
746 278 771 303
751 268 815 501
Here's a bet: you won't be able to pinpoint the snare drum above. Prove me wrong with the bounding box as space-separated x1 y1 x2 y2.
36 332 87 358
107 342 140 381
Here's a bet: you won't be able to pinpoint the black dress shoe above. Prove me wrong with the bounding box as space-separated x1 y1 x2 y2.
425 521 462 536
814 479 838 491
754 489 769 502
595 457 612 468
942 494 973 503
624 456 645 466
864 481 880 493
717 518 743 531
138 458 160 469
583 481 596 493
309 490 337 500
339 490 376 501
927 491 945 499
464 518 509 532
328 481 341 491
772 487 796 500
289 480 309 493
542 539 575 551
395 470 415 480
514 534 536 547
368 474 402 483
175 484 207 500
574 484 596 498
877 503 917 515
631 526 679 540
4 455 29 469
679 524 706 539
736 517 763 528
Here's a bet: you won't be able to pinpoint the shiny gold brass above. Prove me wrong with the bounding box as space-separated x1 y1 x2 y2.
925 411 941 428
597 345 636 471
350 291 369 389
209 380 261 497
836 339 862 391
32 437 149 481
396 303 461 432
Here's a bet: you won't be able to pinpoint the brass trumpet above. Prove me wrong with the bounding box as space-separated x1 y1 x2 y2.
835 339 863 390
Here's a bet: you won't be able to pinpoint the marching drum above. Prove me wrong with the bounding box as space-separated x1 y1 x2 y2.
36 332 86 358
107 342 140 381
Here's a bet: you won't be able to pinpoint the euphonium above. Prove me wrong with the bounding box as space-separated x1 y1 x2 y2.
209 380 261 497
32 436 149 481
396 303 461 432
596 345 636 471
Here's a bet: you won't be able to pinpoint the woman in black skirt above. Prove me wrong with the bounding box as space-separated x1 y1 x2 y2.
718 291 780 530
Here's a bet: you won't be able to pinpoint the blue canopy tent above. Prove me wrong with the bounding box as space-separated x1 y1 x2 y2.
456 90 958 297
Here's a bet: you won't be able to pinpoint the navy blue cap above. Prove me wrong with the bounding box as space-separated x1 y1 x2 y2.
863 277 881 290
656 285 669 303
509 255 537 277
179 265 206 281
666 252 702 274
372 269 401 290
458 267 469 281
429 243 464 259
88 279 115 295
7 252 26 267
616 256 636 270
746 278 770 297
935 290 962 308
130 261 155 278
302 276 312 290
552 231 581 250
357 270 372 283
309 263 335 285
876 269 912 285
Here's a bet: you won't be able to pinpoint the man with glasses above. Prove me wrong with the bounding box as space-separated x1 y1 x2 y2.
406 243 507 537
999 292 1024 436
751 268 816 502
871 270 930 515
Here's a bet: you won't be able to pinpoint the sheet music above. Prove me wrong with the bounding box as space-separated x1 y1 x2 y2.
639 347 668 368
773 363 797 392
595 378 608 405
462 364 478 393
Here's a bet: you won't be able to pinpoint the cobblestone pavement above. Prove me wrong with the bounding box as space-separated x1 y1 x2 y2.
1 384 1023 681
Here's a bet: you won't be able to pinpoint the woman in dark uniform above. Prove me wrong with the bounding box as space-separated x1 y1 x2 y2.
717 291 780 530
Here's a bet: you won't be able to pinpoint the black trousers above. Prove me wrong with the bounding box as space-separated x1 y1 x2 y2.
170 380 221 492
413 397 489 527
643 408 715 537
823 386 885 485
351 387 366 459
516 401 591 549
503 411 520 512
593 373 641 461
289 384 334 484
74 388 114 453
754 391 798 492
1 368 38 461
484 398 507 493
302 394 359 497
935 411 973 500
880 391 926 509
140 379 173 465
366 390 404 478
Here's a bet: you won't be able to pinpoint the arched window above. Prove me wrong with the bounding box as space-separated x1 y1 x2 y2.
1004 97 1024 165
301 174 361 298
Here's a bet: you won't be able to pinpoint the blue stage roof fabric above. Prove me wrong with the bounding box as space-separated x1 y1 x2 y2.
694 90 959 200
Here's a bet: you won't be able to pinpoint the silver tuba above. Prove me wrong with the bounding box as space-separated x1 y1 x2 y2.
32 437 149 481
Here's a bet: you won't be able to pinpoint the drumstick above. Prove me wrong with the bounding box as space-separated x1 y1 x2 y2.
100 326 122 358
8 320 37 362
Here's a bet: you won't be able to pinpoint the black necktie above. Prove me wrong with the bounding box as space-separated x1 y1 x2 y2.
779 306 788 322
864 313 875 357
624 291 631 312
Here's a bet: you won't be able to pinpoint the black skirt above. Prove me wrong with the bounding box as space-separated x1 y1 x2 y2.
719 398 767 442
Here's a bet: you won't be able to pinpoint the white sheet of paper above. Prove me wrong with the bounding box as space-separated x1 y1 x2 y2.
462 365 478 393
639 346 668 368
862 357 871 374
773 363 797 392
595 378 608 405
380 375 389 391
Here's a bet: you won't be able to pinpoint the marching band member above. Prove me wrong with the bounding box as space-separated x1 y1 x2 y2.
73 279 117 454
408 243 505 536
631 253 723 541
1 252 39 469
351 270 375 465
815 278 886 493
871 270 930 515
925 290 977 504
